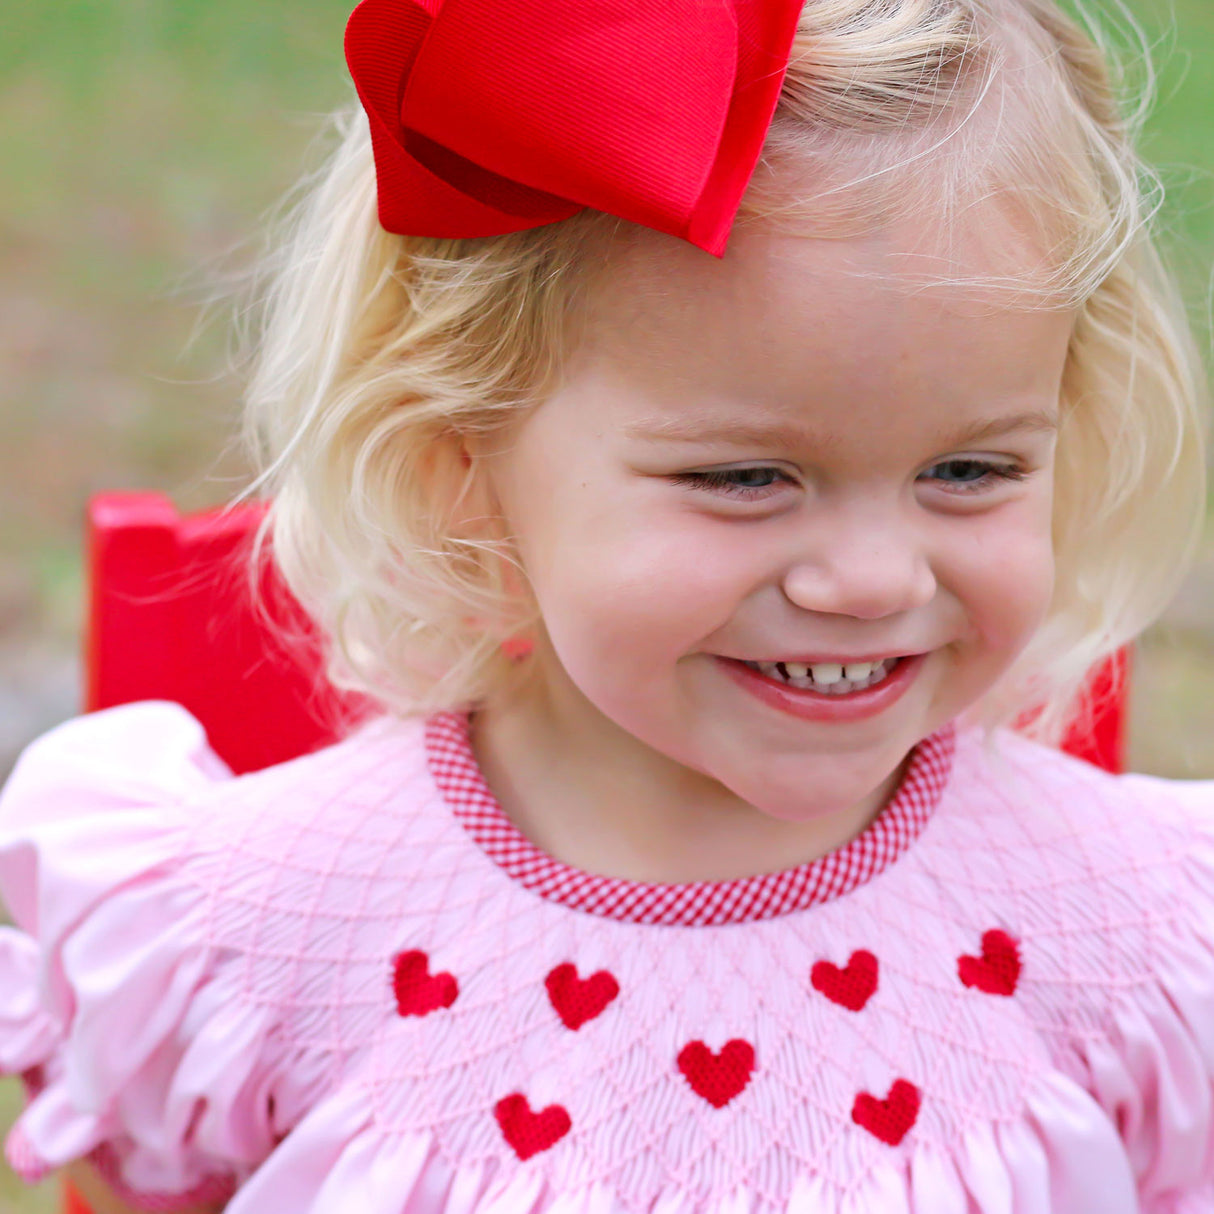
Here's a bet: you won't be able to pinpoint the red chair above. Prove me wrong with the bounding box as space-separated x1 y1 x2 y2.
65 490 1131 1212
86 491 372 772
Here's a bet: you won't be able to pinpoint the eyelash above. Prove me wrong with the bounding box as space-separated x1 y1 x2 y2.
671 468 791 499
921 459 1028 493
672 460 1027 499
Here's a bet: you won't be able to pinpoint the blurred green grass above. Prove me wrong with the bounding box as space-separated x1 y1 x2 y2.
0 0 352 641
0 0 1213 1210
0 1082 55 1214
1109 0 1214 309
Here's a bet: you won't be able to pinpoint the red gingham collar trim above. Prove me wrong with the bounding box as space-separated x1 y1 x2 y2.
425 713 955 926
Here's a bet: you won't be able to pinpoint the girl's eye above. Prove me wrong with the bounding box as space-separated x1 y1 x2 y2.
920 459 1026 492
671 467 788 498
672 460 1025 499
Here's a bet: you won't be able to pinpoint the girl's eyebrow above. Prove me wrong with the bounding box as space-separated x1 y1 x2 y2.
624 409 1059 449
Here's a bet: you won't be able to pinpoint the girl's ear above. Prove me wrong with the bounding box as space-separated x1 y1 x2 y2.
444 432 505 540
444 431 535 649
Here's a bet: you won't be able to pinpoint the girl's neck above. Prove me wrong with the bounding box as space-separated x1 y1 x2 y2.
469 672 906 886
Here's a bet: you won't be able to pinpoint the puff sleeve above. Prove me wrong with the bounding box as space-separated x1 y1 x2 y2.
1077 775 1214 1212
0 702 282 1209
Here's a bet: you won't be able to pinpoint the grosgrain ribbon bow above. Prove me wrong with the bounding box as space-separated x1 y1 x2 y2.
345 0 802 256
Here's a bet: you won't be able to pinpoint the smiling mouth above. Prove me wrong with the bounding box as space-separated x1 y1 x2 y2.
740 657 903 695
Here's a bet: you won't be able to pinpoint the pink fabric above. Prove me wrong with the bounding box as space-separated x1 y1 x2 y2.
0 700 1213 1211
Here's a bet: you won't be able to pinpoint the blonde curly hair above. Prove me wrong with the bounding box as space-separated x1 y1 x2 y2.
237 0 1208 742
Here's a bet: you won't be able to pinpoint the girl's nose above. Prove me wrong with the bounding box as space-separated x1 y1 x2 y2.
780 522 937 621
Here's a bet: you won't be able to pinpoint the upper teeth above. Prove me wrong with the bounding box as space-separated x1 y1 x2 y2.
783 661 866 683
748 658 895 691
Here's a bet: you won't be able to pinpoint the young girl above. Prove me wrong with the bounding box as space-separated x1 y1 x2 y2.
2 0 1212 1210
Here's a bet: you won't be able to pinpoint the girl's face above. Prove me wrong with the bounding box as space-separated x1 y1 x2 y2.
475 215 1072 823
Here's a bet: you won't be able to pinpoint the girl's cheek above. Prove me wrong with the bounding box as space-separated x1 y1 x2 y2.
960 521 1055 645
549 522 743 646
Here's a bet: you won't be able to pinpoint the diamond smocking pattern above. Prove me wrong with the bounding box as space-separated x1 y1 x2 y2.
52 705 1205 1213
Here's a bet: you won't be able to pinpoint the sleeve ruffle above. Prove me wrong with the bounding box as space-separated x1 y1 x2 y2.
0 702 281 1209
1077 776 1214 1211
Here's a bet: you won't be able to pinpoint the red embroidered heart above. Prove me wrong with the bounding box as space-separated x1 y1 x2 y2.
811 949 878 1012
851 1079 921 1146
677 1039 755 1109
494 1093 572 1160
958 929 1021 997
545 963 620 1030
392 949 458 1017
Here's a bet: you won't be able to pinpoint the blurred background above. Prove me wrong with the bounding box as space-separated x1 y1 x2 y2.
0 0 1213 1208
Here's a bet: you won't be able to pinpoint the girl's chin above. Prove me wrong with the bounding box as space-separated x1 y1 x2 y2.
678 728 910 815
713 768 903 825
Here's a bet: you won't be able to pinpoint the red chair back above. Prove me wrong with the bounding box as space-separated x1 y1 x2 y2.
1059 649 1129 773
87 491 370 773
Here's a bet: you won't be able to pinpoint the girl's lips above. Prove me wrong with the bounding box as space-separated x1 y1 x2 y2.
717 652 927 722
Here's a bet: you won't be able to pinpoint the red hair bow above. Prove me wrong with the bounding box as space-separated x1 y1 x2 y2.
345 0 802 257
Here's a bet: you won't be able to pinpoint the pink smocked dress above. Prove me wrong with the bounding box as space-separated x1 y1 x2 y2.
1 700 1213 1212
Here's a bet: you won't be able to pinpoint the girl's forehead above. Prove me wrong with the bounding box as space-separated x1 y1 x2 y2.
587 199 1046 332
569 214 1075 418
